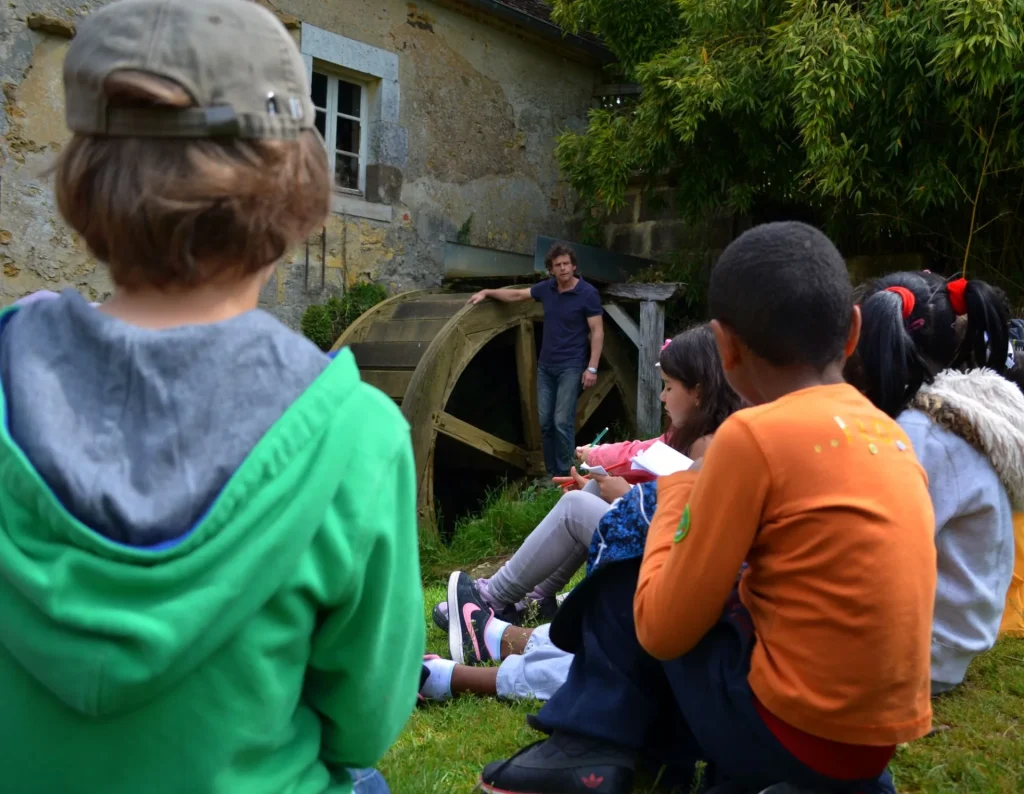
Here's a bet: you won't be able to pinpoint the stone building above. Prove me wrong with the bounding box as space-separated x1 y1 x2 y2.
0 0 608 327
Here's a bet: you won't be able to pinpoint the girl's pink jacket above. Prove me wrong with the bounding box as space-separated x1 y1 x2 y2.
585 433 669 476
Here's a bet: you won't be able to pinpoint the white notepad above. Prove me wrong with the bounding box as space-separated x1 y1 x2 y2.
630 441 693 476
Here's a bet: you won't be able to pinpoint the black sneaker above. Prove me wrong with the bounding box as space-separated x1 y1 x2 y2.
480 732 635 793
446 571 496 665
431 601 450 632
434 592 524 634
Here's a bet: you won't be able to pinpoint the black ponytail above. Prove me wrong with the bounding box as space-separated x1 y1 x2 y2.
856 271 1012 418
956 280 1010 374
858 287 930 417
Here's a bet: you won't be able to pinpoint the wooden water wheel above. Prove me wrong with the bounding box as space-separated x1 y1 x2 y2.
330 289 637 529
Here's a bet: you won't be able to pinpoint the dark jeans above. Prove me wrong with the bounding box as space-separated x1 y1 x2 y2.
535 561 897 794
537 364 582 476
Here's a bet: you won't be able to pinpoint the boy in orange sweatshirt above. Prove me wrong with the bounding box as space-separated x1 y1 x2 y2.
479 222 936 794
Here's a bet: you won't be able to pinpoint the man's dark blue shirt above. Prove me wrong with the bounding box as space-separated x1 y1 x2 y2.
529 277 603 369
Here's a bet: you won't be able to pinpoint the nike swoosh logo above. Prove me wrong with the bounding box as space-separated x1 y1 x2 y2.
462 602 484 662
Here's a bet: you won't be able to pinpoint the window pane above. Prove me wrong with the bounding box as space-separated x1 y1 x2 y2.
336 117 360 154
311 71 327 109
334 154 359 190
314 110 326 139
338 80 361 117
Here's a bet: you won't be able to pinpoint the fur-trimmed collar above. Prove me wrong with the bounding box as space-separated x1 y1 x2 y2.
910 369 1024 509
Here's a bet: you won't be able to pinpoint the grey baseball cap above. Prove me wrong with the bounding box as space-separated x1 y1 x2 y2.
64 0 315 140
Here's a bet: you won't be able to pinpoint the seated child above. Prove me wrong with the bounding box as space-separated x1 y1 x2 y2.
431 450 692 699
478 221 937 794
853 273 1024 676
0 3 422 794
437 325 741 664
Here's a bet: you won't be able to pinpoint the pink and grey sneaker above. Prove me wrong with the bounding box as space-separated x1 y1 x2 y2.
446 571 496 665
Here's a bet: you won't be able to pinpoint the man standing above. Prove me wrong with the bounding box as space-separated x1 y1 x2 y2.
468 243 604 477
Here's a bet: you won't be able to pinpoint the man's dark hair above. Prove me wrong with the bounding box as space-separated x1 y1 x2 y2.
544 243 578 273
707 221 853 371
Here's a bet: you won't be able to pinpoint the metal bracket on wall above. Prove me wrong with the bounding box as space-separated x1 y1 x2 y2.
304 226 326 293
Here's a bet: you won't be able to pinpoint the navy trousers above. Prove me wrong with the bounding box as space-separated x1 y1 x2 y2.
535 560 897 794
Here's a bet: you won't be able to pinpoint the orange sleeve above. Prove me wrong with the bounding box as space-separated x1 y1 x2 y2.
634 416 771 660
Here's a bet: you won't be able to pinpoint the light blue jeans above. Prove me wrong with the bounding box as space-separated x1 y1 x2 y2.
349 768 389 794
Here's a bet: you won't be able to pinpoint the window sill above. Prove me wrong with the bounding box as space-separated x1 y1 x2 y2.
331 192 392 222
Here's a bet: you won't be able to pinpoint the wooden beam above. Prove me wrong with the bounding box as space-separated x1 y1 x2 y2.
359 370 414 402
434 411 531 470
348 341 429 369
637 301 666 438
576 373 615 431
603 282 683 302
515 320 543 451
602 302 639 348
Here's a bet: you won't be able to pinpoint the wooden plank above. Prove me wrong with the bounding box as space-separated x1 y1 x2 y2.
433 411 530 470
637 300 665 438
604 282 683 302
359 369 414 401
576 372 615 431
364 318 448 343
348 341 430 369
602 302 640 348
515 320 542 451
393 298 471 320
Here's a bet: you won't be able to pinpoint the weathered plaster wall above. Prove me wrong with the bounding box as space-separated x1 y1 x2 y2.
0 0 599 328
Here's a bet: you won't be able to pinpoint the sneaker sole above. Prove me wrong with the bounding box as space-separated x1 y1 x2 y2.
446 570 465 665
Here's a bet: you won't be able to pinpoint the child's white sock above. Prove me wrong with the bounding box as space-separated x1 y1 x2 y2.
484 616 510 661
421 657 455 701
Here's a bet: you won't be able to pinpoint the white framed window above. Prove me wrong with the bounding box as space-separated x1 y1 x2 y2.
311 68 369 195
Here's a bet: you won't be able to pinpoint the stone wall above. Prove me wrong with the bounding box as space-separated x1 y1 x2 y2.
0 0 600 327
603 186 739 266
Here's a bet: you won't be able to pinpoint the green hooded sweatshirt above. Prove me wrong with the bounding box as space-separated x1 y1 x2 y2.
0 298 424 794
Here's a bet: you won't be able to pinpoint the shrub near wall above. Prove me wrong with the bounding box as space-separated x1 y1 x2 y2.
301 282 388 351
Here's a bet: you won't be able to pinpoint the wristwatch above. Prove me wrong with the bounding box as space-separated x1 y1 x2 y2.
587 367 597 374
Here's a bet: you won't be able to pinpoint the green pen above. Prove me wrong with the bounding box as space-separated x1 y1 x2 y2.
590 426 609 447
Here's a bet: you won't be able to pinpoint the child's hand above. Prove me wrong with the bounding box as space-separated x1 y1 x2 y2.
575 445 593 463
569 466 589 491
590 473 631 503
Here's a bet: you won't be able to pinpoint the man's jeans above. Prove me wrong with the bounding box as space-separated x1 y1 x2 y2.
537 364 582 476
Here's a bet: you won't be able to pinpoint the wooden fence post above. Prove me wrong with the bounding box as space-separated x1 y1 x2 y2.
601 283 682 441
637 300 666 438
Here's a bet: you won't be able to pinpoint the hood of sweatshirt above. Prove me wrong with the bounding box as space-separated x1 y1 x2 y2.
0 294 359 716
910 368 1024 510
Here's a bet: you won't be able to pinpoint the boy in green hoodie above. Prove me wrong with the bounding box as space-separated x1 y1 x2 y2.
0 2 423 793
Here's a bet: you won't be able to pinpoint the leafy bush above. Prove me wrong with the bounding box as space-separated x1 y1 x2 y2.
301 281 389 351
553 0 1024 296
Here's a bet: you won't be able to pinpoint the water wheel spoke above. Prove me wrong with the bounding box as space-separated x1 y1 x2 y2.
515 320 542 451
576 372 617 432
433 411 531 471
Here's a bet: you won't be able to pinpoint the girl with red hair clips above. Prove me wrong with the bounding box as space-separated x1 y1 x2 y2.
850 272 1024 694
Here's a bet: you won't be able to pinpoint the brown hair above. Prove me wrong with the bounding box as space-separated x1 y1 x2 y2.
52 71 330 290
544 243 578 274
659 324 742 456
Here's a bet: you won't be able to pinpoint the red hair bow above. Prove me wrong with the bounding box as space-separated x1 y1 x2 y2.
946 278 968 316
885 286 915 320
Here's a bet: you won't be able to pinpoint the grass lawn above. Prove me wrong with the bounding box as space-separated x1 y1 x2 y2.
380 484 1024 794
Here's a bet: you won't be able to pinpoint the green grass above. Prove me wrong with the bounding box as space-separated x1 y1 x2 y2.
382 486 1024 793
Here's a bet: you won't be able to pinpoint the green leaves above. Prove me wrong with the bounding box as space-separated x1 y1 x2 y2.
553 0 1024 282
